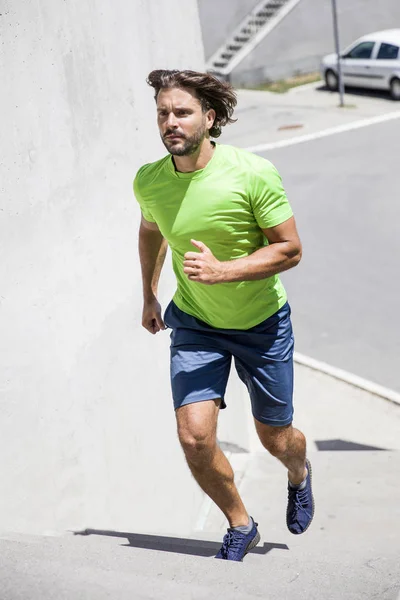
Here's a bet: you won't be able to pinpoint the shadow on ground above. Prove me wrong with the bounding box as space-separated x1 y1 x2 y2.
315 439 388 451
74 529 289 558
316 84 395 102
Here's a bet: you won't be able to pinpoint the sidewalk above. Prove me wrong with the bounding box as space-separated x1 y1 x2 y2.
223 83 400 149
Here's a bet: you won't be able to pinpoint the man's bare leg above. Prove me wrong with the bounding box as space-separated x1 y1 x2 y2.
176 399 249 528
254 420 307 484
255 419 314 535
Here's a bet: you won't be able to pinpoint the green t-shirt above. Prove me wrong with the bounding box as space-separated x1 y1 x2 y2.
134 143 293 330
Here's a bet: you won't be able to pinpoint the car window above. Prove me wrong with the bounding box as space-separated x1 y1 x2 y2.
345 41 375 59
377 43 399 60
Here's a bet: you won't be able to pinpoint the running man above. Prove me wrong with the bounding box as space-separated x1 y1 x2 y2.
134 69 314 562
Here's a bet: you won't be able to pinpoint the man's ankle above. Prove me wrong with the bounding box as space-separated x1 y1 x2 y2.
288 465 308 486
229 514 250 529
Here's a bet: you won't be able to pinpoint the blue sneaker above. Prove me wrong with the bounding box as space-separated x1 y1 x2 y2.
215 518 260 561
287 459 315 534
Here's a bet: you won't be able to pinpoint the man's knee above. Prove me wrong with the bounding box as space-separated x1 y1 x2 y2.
255 422 292 457
263 436 289 458
178 428 216 463
176 400 219 463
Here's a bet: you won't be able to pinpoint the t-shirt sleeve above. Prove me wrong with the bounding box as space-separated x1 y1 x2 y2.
133 166 156 223
249 160 293 229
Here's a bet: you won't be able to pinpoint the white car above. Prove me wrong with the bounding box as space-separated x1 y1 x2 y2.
320 29 400 100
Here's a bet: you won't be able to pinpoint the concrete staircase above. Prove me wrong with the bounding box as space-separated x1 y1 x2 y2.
1 451 399 600
1 365 399 599
206 0 302 78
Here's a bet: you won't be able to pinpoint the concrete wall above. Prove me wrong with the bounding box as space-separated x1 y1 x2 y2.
0 0 252 537
198 0 400 84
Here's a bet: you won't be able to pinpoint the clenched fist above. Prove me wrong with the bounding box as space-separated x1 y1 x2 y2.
142 297 165 334
183 239 226 285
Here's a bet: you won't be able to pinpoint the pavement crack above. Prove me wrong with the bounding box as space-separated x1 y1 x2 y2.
288 572 301 584
365 557 381 570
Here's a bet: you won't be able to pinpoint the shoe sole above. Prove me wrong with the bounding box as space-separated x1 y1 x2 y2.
242 530 261 560
287 458 315 535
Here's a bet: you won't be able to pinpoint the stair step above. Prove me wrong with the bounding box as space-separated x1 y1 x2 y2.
234 36 250 43
258 3 282 10
213 61 228 68
260 0 285 9
248 19 269 26
256 10 276 17
221 53 234 60
227 44 242 51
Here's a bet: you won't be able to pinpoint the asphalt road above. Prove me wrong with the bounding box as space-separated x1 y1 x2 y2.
261 118 400 392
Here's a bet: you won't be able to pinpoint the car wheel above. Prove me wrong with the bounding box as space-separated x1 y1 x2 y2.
325 69 338 91
390 78 400 101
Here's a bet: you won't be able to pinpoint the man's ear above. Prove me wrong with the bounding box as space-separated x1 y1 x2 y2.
207 109 216 131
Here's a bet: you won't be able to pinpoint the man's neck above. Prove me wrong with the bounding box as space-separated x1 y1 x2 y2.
173 139 215 173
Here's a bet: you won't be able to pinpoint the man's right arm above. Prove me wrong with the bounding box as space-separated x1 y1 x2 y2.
138 215 168 334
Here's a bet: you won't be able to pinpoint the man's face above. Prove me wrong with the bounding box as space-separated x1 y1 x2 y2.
156 87 212 156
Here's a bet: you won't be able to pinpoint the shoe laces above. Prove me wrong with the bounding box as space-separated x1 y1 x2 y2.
220 529 245 559
288 485 309 514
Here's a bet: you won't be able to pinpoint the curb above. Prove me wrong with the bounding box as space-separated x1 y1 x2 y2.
288 81 321 94
294 352 400 407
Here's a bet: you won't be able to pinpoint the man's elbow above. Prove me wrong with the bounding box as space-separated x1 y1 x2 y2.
289 244 302 268
295 245 303 266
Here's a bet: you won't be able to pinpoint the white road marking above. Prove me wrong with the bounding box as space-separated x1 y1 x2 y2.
245 110 400 153
294 352 400 406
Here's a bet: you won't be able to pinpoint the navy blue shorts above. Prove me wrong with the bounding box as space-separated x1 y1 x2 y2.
163 301 294 427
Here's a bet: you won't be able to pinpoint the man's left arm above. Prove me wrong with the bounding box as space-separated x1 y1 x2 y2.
183 216 302 284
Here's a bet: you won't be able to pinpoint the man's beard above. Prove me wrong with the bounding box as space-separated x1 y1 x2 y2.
162 123 207 156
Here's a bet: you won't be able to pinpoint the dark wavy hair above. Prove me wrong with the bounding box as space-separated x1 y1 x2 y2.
146 69 237 138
